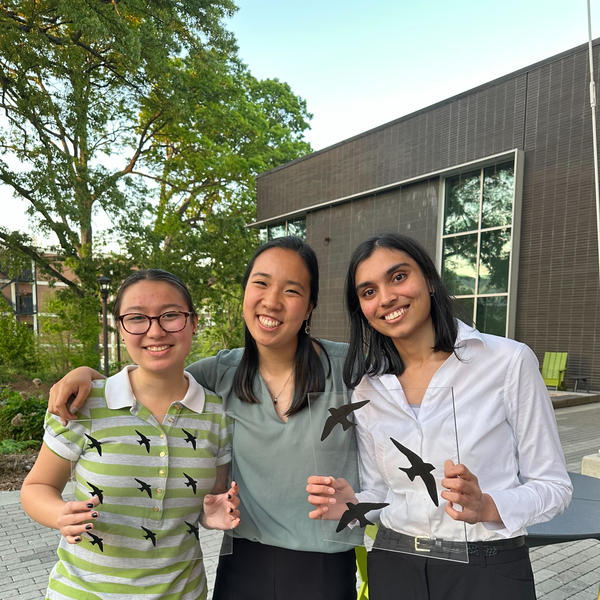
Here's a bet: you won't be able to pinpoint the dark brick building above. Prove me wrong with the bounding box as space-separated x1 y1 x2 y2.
252 40 600 392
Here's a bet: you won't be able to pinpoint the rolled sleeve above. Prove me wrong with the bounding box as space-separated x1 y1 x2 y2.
486 345 572 536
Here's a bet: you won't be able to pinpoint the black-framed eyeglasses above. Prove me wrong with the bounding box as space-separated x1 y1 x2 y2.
117 311 193 335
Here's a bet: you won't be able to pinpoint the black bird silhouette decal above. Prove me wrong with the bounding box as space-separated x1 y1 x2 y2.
320 400 370 441
182 428 198 451
390 437 439 507
135 430 151 453
184 521 199 541
141 526 157 547
85 434 104 456
86 481 104 504
336 501 390 532
134 478 152 498
183 473 197 495
87 531 104 552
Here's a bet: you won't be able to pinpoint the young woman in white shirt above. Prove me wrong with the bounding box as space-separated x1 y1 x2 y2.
307 232 572 600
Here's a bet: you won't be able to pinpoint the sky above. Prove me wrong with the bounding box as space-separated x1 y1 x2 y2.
3 0 600 237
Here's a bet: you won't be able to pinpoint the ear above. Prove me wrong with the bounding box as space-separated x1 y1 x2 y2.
306 303 314 320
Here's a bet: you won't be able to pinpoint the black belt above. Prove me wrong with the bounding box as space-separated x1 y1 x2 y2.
376 528 525 557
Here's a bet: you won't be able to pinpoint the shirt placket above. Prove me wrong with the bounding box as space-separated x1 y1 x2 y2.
152 404 182 516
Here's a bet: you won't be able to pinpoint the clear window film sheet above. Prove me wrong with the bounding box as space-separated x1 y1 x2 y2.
62 413 233 577
308 388 469 563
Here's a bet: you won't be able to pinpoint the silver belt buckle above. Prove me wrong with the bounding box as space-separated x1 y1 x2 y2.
414 535 431 552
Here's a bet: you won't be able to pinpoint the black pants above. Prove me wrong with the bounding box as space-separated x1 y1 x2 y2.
368 544 536 600
212 537 357 600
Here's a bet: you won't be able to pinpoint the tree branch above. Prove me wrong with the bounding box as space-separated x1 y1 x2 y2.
0 231 83 297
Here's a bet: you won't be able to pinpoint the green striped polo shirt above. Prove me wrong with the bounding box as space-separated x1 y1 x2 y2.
43 366 232 600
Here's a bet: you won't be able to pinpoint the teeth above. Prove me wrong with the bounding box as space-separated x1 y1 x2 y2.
146 345 170 352
259 316 282 328
384 308 407 321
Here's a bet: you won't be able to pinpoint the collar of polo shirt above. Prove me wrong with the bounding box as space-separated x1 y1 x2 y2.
104 365 206 413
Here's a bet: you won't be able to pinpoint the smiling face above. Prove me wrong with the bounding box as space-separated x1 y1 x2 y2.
118 280 197 376
242 247 313 353
354 247 434 344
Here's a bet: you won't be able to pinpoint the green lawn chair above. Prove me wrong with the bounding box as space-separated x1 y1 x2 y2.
541 352 567 390
356 524 378 600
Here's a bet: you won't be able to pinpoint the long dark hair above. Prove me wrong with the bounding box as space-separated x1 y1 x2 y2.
343 233 457 389
112 269 197 321
232 236 331 416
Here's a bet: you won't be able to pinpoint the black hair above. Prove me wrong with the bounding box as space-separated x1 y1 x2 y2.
232 236 331 416
112 269 197 321
343 232 458 389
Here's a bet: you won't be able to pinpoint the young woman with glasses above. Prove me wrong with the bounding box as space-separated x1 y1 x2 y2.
22 269 240 600
46 237 357 600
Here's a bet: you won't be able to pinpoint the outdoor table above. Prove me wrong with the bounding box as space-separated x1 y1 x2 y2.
526 472 600 547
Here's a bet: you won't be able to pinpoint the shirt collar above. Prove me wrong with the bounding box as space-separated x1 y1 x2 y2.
104 365 206 413
455 319 486 351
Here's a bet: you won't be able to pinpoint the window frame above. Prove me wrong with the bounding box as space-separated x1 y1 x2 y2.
436 149 524 339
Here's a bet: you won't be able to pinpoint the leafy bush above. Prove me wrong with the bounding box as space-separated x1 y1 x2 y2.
0 388 47 443
0 297 38 380
0 439 40 454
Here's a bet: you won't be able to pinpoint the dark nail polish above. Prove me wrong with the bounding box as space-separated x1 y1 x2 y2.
87 503 94 508
86 524 92 530
92 512 98 518
227 494 232 500
228 508 233 513
75 537 81 542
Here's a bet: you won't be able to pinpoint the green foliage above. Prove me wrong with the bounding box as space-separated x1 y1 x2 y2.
0 388 47 444
37 290 102 375
0 297 37 379
0 1 312 362
0 438 40 455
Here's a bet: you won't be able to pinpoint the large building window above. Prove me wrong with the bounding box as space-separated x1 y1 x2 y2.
259 217 306 244
441 162 515 337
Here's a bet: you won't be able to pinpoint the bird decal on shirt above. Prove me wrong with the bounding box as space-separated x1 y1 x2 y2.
134 478 152 498
336 501 390 532
320 400 370 441
141 526 157 547
390 437 439 506
184 521 199 541
182 428 198 451
183 473 198 494
86 481 104 505
85 434 104 456
135 430 151 453
87 531 104 552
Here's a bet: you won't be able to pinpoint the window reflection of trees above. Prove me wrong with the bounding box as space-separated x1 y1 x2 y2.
442 163 515 337
482 164 514 229
444 171 480 234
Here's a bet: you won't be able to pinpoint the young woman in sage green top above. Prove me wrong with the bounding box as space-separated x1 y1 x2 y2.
48 237 357 600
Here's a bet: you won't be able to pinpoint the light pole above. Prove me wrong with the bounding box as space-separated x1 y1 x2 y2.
97 275 111 376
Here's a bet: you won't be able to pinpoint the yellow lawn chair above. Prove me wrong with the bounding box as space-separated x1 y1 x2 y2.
541 352 567 390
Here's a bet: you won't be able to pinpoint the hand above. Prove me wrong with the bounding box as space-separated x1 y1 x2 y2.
49 367 101 425
201 481 241 530
306 476 357 521
56 496 100 544
441 460 502 525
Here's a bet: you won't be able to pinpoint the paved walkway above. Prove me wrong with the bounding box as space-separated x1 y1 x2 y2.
1 402 599 599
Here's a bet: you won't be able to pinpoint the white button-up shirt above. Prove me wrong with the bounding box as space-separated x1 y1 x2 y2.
354 321 572 541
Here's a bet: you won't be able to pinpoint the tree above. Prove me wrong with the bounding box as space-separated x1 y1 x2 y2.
0 1 312 365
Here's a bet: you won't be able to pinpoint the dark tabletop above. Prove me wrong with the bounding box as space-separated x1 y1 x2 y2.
526 472 600 547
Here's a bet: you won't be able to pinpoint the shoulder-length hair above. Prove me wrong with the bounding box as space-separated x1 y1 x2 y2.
343 233 457 389
232 236 331 416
